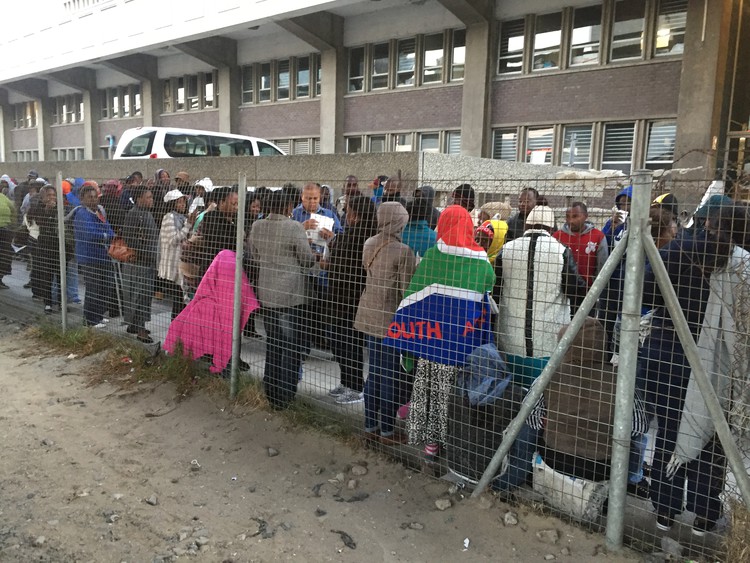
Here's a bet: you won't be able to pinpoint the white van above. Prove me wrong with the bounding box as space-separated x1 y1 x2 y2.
113 127 285 159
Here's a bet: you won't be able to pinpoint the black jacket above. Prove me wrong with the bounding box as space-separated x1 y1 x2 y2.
327 224 374 319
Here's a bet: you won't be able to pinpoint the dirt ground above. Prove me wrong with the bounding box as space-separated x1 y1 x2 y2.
0 331 640 563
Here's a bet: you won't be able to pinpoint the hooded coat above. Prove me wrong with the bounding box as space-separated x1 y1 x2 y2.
416 185 441 230
354 202 416 338
602 185 632 248
553 221 608 286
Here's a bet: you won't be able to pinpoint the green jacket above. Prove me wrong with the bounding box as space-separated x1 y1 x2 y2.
0 193 17 228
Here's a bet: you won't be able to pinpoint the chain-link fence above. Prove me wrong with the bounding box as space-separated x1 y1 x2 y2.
0 167 747 559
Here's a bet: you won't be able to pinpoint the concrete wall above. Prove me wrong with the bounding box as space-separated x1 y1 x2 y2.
159 110 220 131
491 61 682 125
50 124 85 148
343 85 463 133
10 128 37 151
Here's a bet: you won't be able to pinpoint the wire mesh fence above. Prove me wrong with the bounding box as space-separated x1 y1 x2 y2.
0 167 748 559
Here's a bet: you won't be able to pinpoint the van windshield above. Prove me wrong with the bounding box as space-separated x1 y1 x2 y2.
120 131 156 157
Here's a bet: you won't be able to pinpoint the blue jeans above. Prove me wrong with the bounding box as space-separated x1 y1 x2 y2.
262 306 305 410
52 258 81 303
493 423 539 491
79 262 113 325
364 336 403 437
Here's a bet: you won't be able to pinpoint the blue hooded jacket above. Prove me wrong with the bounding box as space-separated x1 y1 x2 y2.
601 184 632 247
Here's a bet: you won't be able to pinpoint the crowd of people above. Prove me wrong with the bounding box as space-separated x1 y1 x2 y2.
1 167 748 537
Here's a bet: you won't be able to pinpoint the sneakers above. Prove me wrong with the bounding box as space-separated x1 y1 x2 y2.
44 305 53 314
627 479 651 499
335 389 364 404
692 517 714 536
655 512 673 531
89 322 107 329
328 384 347 397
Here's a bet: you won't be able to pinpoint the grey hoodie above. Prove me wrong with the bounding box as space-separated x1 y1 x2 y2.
416 185 441 229
354 202 416 338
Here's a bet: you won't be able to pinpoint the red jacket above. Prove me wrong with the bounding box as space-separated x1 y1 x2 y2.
553 224 608 286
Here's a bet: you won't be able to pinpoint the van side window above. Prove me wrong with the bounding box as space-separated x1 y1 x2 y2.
211 136 255 156
165 133 208 157
257 141 283 156
120 131 156 157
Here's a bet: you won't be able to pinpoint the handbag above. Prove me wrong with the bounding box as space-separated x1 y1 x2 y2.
108 236 136 262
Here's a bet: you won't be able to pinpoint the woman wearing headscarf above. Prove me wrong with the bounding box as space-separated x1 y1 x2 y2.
474 218 509 264
355 202 416 444
164 250 259 376
324 195 378 404
386 205 495 467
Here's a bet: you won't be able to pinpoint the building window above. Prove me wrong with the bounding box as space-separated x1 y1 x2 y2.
498 19 525 74
371 42 390 89
277 59 290 100
446 131 461 154
562 124 593 168
13 101 37 129
273 139 291 154
176 77 186 111
346 136 363 153
654 0 687 56
101 85 141 119
314 138 321 153
570 5 602 66
419 132 440 153
315 55 322 96
186 75 199 109
645 120 676 169
242 65 254 104
292 138 309 155
259 63 272 102
602 122 636 173
397 38 416 87
395 133 413 151
163 80 173 113
369 135 387 153
52 94 83 124
451 29 466 81
203 72 215 108
297 56 310 98
423 33 444 84
533 12 562 71
526 126 554 164
349 47 365 92
611 0 646 61
492 128 518 160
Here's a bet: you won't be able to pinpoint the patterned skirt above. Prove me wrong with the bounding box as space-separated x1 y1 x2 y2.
408 358 458 447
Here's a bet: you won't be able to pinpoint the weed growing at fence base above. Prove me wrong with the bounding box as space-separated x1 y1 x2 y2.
28 323 116 357
726 499 749 562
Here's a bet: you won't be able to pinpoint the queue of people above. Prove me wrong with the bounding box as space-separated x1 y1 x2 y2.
1 168 748 538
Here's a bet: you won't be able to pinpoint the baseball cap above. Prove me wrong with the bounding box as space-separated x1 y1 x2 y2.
164 189 187 203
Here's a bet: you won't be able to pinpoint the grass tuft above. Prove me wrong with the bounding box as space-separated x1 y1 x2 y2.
725 499 750 563
27 323 116 357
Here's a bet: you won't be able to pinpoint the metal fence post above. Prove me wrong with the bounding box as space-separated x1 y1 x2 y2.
643 232 750 505
471 232 630 497
605 170 651 551
230 174 247 399
55 172 68 333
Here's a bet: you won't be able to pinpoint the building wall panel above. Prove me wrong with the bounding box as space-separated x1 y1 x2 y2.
238 100 320 138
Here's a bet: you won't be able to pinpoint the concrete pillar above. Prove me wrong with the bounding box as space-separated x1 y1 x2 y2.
36 97 52 161
48 69 98 160
277 12 344 153
101 55 160 126
674 0 747 175
436 0 494 157
175 37 238 132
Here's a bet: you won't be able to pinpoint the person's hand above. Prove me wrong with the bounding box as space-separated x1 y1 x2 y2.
665 452 687 481
319 228 334 241
207 202 217 212
303 218 318 230
187 210 199 225
612 209 627 229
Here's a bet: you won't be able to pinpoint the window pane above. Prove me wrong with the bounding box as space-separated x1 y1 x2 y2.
204 72 214 108
655 0 687 56
446 131 461 154
371 42 390 89
177 77 185 111
645 120 676 169
602 122 635 173
163 80 172 113
533 12 562 71
277 59 290 100
369 135 386 153
165 133 208 157
297 56 310 98
133 86 141 116
451 29 466 81
420 133 440 153
274 139 290 154
292 138 309 155
526 127 554 164
316 57 322 96
122 90 130 117
498 19 525 74
562 124 593 168
348 47 365 92
112 88 120 118
492 128 517 160
570 5 602 66
259 63 271 102
346 136 363 153
187 75 199 109
314 138 321 154
76 148 84 160
99 89 108 119
395 133 413 151
397 38 416 87
423 33 443 84
242 65 254 104
611 0 646 61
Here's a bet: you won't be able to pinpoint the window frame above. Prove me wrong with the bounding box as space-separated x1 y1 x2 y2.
532 11 563 72
569 4 603 67
601 121 637 174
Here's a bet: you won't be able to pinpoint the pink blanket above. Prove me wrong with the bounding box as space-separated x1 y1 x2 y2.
164 250 259 373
